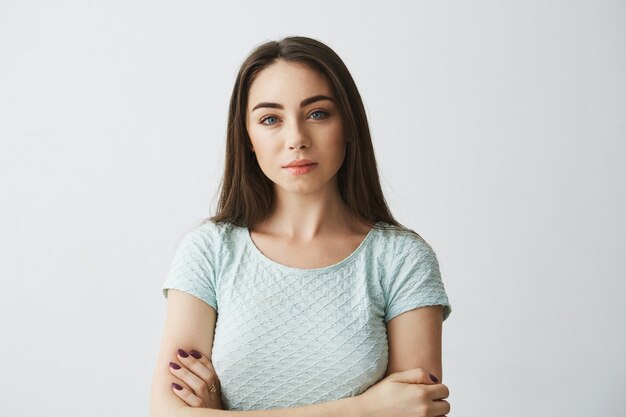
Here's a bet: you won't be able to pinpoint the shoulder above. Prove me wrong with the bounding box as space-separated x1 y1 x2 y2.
180 219 236 244
167 220 244 284
372 222 437 259
371 222 442 287
173 220 240 260
373 223 451 322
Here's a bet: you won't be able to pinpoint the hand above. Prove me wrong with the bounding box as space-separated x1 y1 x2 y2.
168 348 223 409
358 368 450 417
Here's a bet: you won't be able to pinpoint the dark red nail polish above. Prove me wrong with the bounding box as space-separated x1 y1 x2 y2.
177 349 189 358
189 350 202 359
169 362 181 370
429 373 439 382
172 382 183 391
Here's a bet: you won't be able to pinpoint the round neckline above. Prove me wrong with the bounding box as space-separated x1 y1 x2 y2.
243 222 381 274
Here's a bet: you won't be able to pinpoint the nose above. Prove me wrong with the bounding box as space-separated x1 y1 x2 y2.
286 120 310 150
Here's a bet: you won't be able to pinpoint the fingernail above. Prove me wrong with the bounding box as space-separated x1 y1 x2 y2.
172 382 183 391
429 373 439 382
169 362 181 370
177 349 189 358
189 350 202 359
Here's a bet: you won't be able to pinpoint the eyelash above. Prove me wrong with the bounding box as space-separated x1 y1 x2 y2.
260 110 329 126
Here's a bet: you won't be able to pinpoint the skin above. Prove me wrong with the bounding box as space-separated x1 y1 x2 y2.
150 59 450 417
245 59 371 245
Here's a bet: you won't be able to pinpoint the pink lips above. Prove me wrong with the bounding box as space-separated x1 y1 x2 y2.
283 159 318 175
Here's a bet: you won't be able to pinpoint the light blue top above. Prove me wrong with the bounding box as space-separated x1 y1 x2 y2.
162 220 451 411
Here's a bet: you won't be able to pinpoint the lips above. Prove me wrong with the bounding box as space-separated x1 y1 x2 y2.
283 159 318 168
283 160 319 176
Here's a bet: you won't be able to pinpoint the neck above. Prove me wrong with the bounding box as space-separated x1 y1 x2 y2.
255 182 361 241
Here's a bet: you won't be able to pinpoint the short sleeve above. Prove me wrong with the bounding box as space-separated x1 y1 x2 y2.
383 235 451 323
161 225 218 312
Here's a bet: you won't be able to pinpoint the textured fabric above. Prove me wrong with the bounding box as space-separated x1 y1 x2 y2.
162 220 451 411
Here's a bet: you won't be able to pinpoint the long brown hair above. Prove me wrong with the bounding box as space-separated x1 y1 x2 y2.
206 36 415 234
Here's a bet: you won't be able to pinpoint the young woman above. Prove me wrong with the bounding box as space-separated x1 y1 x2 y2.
150 36 452 417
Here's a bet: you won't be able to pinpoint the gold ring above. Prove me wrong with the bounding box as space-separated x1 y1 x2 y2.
209 384 217 392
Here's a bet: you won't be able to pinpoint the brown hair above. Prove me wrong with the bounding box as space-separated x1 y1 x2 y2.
206 35 416 235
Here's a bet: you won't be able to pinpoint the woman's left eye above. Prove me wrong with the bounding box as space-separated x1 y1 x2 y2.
309 110 328 120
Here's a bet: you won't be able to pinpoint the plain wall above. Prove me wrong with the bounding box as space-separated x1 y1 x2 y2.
1 1 624 416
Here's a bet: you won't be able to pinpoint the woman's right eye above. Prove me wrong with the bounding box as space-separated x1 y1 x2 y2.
261 116 279 125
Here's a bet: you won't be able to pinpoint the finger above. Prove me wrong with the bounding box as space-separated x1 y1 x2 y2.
389 367 439 385
424 382 449 400
431 398 451 416
189 349 212 368
171 382 204 407
195 354 221 390
169 360 213 398
176 349 219 390
188 349 222 390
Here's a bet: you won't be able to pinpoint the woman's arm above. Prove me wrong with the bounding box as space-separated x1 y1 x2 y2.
150 290 362 417
385 305 444 381
173 369 447 417
175 398 360 417
150 289 220 417
151 292 447 417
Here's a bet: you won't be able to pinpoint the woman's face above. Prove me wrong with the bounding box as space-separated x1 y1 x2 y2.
246 60 346 196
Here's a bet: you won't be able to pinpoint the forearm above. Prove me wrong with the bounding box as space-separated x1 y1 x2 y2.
175 396 362 417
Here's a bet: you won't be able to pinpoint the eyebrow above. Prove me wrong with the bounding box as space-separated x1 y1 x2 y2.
251 95 335 112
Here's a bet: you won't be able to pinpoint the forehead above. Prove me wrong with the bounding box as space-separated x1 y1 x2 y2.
247 60 333 107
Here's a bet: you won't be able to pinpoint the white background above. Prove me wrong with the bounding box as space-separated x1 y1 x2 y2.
1 1 624 416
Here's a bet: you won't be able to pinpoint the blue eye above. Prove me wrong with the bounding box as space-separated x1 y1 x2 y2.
309 110 328 120
261 116 279 125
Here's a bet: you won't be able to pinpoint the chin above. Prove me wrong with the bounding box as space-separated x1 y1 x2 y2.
270 179 317 194
269 171 338 195
285 185 319 194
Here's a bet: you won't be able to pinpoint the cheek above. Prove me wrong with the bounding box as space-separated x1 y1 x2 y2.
248 126 267 152
327 125 347 159
248 136 278 172
249 132 276 154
